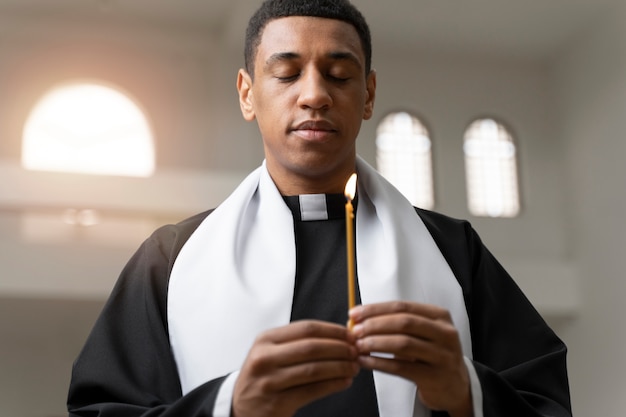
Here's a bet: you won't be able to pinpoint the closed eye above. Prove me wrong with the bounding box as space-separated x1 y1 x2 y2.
275 74 300 83
328 74 350 83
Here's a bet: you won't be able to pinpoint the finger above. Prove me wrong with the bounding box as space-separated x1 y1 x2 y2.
355 334 438 363
277 375 356 411
358 354 434 381
350 301 451 323
358 350 464 381
269 337 358 367
269 359 360 392
352 313 456 345
258 320 350 344
242 338 356 381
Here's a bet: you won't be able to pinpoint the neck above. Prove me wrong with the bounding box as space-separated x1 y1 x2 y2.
275 177 348 195
266 161 357 196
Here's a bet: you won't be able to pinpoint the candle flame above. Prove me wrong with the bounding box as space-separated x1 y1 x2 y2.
344 173 357 201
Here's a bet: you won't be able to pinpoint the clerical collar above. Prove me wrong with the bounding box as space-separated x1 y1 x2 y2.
283 194 355 221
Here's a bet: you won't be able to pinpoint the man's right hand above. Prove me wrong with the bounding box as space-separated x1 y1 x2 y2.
231 320 359 417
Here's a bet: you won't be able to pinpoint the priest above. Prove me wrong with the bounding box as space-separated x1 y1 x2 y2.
68 1 572 416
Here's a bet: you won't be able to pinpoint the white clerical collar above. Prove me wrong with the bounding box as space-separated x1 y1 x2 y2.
283 194 348 221
297 194 328 221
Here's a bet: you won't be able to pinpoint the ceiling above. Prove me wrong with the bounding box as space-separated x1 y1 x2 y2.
0 0 620 61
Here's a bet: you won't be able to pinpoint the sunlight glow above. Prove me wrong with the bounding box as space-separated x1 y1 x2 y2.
22 82 155 177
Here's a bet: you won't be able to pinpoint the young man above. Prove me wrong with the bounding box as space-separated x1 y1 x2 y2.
68 1 572 416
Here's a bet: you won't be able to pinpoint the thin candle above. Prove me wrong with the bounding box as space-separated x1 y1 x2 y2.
344 173 357 329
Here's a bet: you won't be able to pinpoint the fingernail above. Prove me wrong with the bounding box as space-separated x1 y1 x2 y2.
358 355 373 367
355 339 364 350
349 305 363 317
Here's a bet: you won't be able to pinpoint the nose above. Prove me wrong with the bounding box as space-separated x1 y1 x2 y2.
296 70 332 110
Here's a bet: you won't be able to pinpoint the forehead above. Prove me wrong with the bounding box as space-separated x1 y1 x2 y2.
256 16 365 64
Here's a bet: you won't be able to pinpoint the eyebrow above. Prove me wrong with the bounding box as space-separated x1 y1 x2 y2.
264 52 299 69
264 51 363 71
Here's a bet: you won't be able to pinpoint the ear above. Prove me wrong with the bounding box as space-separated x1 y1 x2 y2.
237 69 256 121
363 69 377 121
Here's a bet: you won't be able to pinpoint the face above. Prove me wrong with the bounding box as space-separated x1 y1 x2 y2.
237 16 376 194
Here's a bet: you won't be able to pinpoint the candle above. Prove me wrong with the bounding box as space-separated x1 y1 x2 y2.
344 173 357 329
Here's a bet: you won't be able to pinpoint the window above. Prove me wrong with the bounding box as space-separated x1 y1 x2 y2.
463 118 520 217
22 81 155 177
376 111 434 209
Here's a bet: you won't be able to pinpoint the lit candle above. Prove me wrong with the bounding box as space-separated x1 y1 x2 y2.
344 173 357 329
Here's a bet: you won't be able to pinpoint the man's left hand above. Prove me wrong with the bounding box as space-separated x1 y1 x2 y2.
349 301 473 417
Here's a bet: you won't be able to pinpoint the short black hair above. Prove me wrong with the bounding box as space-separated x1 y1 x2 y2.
244 0 372 77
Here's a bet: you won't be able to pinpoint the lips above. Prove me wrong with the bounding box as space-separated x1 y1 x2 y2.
291 120 337 141
293 120 336 131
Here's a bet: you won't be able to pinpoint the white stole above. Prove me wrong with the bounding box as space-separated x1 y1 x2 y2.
168 157 472 417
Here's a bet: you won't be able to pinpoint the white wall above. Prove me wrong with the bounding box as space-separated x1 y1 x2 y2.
551 3 626 415
0 4 615 415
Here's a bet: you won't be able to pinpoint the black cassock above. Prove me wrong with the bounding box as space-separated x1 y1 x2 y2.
68 195 572 417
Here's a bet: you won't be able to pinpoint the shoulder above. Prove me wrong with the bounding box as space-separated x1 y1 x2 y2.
109 209 217 319
412 208 488 295
155 209 215 240
146 209 215 262
413 207 480 250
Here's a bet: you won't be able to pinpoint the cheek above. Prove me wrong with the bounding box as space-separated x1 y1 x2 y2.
254 90 292 122
255 107 289 145
255 104 285 133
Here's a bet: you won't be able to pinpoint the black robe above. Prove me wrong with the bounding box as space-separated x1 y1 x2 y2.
67 206 572 417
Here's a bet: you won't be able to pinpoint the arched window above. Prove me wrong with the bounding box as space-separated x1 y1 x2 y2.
376 111 434 209
22 81 155 177
463 118 520 217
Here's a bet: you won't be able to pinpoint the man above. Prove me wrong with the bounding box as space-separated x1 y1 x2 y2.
68 1 572 416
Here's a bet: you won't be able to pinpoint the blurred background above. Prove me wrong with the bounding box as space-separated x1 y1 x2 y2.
1 0 625 415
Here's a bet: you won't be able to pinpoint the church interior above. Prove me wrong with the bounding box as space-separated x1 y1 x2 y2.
1 0 625 415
